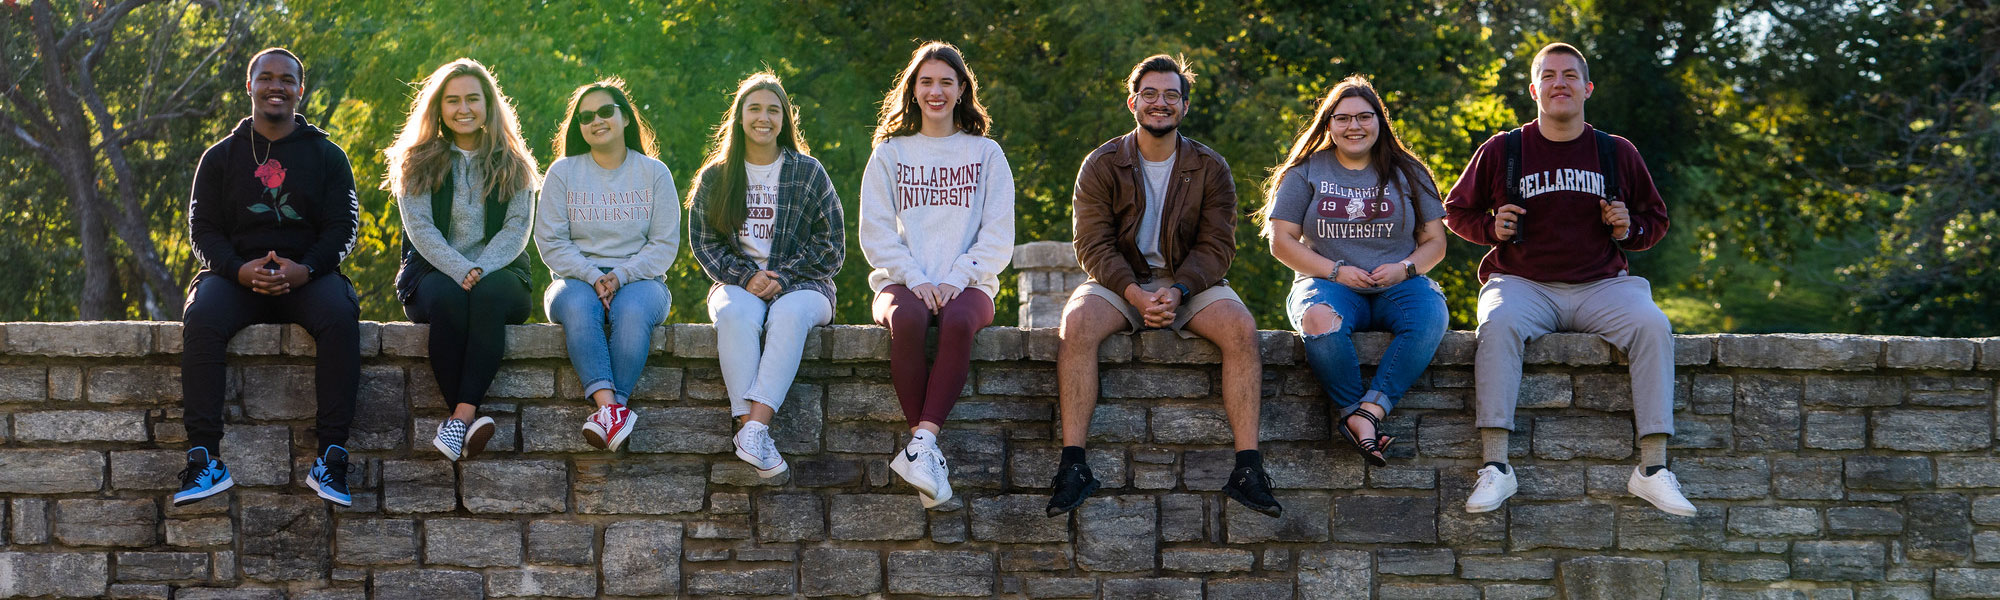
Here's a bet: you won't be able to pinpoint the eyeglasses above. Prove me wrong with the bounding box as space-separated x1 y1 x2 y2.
1332 112 1377 127
1135 89 1184 105
576 103 622 124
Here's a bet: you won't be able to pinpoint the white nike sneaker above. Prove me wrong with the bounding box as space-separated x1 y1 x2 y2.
733 421 788 478
1464 464 1518 513
1628 465 1698 516
890 440 953 508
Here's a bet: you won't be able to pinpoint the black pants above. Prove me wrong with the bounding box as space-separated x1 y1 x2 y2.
182 272 360 455
403 269 532 410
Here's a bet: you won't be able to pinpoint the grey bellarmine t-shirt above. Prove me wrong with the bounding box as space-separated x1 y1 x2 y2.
1270 150 1444 292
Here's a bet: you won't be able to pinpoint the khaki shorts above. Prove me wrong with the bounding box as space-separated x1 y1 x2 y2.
1069 275 1242 339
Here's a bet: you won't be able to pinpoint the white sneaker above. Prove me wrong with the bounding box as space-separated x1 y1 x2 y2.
1464 464 1518 513
889 440 953 508
1628 465 1698 516
733 421 788 478
432 418 468 462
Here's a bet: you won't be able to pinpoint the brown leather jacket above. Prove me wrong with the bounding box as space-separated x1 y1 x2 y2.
1071 131 1238 294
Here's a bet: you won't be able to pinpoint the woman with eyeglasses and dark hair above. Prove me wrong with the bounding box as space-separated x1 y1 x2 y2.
1257 75 1448 467
535 77 680 453
860 41 1015 508
687 72 844 478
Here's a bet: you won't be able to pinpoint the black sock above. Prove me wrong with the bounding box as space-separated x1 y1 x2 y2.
1235 449 1263 470
1484 461 1510 474
1060 446 1087 466
1645 465 1667 476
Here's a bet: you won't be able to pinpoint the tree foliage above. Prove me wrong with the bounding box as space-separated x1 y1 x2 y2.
2 0 1992 335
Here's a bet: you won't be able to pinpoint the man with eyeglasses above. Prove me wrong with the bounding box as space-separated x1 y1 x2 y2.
1046 54 1282 518
1443 42 1692 517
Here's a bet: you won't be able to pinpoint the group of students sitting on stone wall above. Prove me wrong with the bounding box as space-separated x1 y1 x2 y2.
171 40 1696 525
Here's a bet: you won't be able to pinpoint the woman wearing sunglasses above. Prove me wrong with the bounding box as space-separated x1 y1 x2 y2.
687 72 844 478
535 78 680 452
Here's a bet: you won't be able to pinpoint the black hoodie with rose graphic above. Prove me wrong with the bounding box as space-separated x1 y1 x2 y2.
187 114 358 283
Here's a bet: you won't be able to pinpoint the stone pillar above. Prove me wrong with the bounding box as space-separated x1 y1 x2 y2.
1011 241 1086 328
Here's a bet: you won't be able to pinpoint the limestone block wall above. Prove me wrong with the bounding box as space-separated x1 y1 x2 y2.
0 320 1997 599
1012 241 1087 329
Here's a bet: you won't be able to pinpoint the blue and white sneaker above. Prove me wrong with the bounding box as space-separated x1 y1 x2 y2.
173 447 234 506
305 445 353 507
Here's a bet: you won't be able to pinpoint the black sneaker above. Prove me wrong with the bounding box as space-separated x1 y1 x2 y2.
1045 461 1100 517
305 445 352 507
1222 464 1283 518
173 447 234 506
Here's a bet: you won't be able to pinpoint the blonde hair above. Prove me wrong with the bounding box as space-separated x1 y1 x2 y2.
383 58 539 200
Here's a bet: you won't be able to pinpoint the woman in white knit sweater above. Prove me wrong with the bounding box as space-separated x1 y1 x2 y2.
860 41 1015 509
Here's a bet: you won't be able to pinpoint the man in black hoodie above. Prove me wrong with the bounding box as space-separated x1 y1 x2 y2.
175 48 360 508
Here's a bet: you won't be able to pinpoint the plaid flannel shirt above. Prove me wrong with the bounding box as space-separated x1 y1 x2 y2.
687 148 845 306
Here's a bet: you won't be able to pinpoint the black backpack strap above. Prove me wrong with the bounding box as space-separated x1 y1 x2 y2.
1594 129 1619 203
1503 128 1524 206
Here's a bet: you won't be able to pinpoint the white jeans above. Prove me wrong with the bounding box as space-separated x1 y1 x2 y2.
707 285 833 417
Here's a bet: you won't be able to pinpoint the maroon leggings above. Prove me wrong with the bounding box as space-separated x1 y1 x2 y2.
873 284 995 428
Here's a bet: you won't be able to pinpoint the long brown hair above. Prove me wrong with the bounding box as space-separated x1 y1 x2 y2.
1257 75 1438 235
553 77 658 158
383 58 539 200
688 71 812 235
872 41 990 144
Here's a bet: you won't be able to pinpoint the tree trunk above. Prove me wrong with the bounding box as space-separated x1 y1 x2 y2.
62 163 118 320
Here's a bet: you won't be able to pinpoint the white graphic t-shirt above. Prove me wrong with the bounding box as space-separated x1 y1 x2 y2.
739 158 782 269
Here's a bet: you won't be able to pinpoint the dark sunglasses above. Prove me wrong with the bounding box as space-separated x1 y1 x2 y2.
576 103 622 124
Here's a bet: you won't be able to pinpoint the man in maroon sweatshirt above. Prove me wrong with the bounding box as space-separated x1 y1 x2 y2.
1444 43 1695 517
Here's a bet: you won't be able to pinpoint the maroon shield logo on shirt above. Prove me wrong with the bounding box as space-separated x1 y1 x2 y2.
1315 194 1394 220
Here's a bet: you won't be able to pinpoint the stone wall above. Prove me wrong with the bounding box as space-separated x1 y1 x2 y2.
1012 241 1086 329
0 320 1997 599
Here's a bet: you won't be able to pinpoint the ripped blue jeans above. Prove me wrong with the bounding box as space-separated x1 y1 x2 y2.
1285 276 1449 419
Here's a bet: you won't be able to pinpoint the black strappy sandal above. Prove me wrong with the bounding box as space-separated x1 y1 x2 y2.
1338 409 1396 467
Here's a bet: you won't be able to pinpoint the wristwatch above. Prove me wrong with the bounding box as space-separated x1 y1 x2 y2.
1170 283 1191 299
1401 260 1417 279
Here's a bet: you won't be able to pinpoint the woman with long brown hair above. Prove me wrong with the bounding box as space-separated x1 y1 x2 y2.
385 58 540 461
859 41 1014 508
687 71 844 478
1259 74 1448 467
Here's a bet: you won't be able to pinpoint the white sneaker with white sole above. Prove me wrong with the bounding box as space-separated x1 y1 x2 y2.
1464 464 1518 513
733 421 788 478
889 439 952 508
1628 465 1698 516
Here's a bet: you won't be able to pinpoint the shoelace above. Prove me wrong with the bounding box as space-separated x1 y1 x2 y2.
178 460 207 487
1472 469 1500 492
320 458 348 486
746 429 776 459
926 448 949 478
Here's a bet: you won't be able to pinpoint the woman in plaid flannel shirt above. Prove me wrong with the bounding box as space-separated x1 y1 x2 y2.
686 72 845 479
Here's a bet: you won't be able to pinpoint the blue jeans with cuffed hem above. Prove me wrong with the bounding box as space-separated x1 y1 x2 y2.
545 277 670 405
1286 275 1448 420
